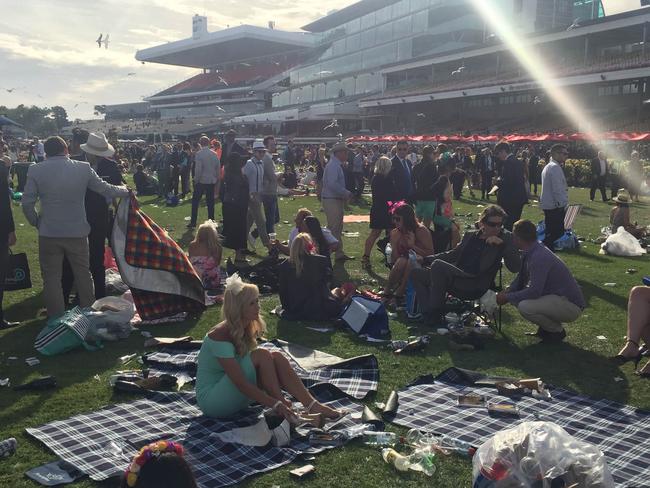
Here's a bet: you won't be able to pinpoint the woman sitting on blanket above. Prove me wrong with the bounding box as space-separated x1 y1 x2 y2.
273 208 338 257
195 274 344 422
188 221 222 290
278 233 350 320
609 189 645 239
382 203 434 308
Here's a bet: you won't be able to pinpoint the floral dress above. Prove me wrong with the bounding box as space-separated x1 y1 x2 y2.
190 256 221 289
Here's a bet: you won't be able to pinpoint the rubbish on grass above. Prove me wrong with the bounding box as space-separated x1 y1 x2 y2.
614 377 624 382
0 378 9 387
184 216 191 221
306 326 335 333
603 283 617 287
25 357 40 366
0 437 17 458
389 335 430 354
596 335 607 340
342 231 360 238
626 268 637 274
437 328 449 335
119 353 137 364
7 356 17 361
290 464 315 478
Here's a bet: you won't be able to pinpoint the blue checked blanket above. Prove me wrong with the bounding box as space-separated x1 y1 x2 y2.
143 340 379 400
385 368 650 487
26 389 372 487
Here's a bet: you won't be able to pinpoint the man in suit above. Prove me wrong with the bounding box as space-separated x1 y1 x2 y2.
0 162 18 329
494 142 528 231
61 132 124 304
22 136 129 319
411 205 521 327
476 147 494 200
589 150 609 202
389 139 414 202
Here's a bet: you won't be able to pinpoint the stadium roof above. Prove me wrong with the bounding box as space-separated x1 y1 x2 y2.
135 25 316 68
301 0 400 32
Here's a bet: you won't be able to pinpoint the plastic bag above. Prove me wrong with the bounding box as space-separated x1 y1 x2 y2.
600 226 646 257
472 421 614 488
87 297 136 341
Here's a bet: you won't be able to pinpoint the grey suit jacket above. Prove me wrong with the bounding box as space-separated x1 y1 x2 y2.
427 229 521 289
22 155 129 238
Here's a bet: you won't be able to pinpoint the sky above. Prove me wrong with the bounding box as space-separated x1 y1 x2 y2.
0 0 642 121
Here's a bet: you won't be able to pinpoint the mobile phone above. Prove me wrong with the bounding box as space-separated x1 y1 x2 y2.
457 394 486 407
309 432 344 446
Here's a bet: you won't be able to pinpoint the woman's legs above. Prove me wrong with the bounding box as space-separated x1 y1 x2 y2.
617 287 650 360
395 259 414 296
386 257 408 296
363 229 382 259
270 352 340 417
250 349 285 402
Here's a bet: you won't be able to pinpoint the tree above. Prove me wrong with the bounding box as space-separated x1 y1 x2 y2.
50 106 69 130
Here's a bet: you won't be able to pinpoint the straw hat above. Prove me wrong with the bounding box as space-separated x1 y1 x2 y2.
613 189 630 204
80 132 115 158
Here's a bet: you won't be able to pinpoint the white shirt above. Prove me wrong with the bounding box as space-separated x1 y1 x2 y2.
243 157 265 195
599 158 607 176
35 142 45 158
193 147 220 184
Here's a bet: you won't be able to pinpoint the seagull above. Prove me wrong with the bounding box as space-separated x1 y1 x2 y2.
96 33 103 48
416 113 426 118
317 70 333 76
73 102 89 108
247 90 255 95
567 18 581 30
4 87 21 93
451 66 466 76
271 92 280 97
532 96 542 105
215 106 226 112
323 119 338 131
103 33 110 49
240 62 252 67
127 72 136 76
216 76 229 86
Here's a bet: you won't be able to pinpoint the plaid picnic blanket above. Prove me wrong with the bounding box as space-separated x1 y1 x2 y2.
112 197 205 320
384 368 650 487
143 340 379 400
27 389 371 486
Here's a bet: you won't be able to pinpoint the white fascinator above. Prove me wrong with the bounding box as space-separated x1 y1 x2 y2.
225 273 245 295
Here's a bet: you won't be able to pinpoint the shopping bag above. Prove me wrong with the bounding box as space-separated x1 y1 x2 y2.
341 295 390 339
34 307 102 356
4 250 32 291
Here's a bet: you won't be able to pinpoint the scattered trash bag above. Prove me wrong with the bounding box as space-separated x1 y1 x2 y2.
34 307 102 356
537 221 579 251
601 226 646 256
105 268 129 295
86 296 136 341
472 421 614 488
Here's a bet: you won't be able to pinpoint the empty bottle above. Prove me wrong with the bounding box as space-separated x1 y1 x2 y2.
440 436 476 457
363 431 397 447
409 449 437 477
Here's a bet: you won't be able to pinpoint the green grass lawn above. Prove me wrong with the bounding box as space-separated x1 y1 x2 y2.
0 186 648 488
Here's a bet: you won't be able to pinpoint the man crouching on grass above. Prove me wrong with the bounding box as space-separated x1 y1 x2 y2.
497 219 586 343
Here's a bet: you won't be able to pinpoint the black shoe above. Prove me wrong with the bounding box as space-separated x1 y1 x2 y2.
186 222 196 228
0 320 19 330
539 329 566 343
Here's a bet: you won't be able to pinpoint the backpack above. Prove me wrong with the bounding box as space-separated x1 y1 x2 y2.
34 307 102 356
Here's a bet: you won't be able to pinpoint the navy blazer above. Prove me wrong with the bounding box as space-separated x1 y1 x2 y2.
389 155 414 201
0 167 15 238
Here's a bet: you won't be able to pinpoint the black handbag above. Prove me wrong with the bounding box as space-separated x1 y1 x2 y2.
4 250 32 291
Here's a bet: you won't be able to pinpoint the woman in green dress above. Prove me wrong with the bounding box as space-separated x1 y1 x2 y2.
195 274 344 422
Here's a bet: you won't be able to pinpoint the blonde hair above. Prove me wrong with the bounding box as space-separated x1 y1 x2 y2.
295 208 313 229
289 233 313 277
222 283 266 356
192 221 221 256
374 156 392 176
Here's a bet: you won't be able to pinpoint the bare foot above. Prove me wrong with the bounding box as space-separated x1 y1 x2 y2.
308 401 344 420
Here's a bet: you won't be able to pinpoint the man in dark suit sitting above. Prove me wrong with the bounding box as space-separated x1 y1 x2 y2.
411 205 521 327
0 162 18 329
589 150 609 202
389 139 414 202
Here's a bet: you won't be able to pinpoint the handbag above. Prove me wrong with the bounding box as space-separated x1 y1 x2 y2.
34 307 102 356
4 250 32 291
340 295 390 340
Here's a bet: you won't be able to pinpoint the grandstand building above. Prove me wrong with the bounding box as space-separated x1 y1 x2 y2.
118 0 650 138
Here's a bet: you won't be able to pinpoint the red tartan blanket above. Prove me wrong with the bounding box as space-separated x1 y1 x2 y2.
112 197 205 320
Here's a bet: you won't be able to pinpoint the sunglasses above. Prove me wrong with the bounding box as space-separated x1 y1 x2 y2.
484 220 503 228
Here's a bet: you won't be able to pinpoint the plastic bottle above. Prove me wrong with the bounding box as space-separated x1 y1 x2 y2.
0 438 17 457
439 436 476 457
363 431 397 446
381 448 411 472
385 243 393 264
408 449 437 476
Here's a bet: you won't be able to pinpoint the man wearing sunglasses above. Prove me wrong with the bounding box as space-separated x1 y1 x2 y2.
497 219 585 343
540 144 569 250
411 205 521 327
389 140 414 202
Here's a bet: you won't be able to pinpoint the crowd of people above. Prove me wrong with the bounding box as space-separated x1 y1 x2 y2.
1 125 650 486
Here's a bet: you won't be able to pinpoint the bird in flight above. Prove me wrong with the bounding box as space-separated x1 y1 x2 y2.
127 72 136 76
416 113 426 118
451 65 465 76
216 76 229 86
215 106 226 112
96 33 110 49
323 119 338 131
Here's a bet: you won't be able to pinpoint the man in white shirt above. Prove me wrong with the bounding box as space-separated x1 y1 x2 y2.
243 140 270 251
33 137 45 162
188 136 220 228
540 144 569 250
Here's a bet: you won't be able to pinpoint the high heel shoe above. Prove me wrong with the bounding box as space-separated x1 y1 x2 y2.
611 340 642 367
635 370 650 379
